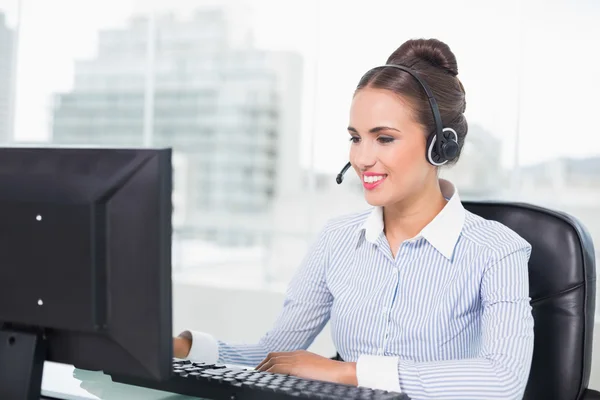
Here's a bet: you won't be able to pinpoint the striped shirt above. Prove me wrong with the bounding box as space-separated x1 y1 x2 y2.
184 179 535 400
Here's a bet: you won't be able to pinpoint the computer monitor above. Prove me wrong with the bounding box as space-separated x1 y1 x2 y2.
0 146 173 400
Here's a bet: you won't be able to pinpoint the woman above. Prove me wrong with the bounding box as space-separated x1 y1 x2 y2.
173 38 534 400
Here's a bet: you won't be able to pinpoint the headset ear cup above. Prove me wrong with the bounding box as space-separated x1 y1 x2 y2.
441 127 459 161
426 133 447 166
443 140 459 160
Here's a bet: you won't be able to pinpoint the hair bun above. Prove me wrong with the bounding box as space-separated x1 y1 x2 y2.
387 38 459 76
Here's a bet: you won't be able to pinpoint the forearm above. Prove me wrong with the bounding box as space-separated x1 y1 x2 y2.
356 354 531 400
218 322 333 366
396 356 530 400
216 341 272 366
179 330 270 367
180 325 330 367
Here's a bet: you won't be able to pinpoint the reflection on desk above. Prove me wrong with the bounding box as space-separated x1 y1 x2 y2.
41 362 204 400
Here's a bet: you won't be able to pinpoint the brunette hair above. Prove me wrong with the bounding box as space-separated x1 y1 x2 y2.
357 38 468 165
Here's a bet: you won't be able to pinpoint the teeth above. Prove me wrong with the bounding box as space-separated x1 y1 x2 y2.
363 175 385 183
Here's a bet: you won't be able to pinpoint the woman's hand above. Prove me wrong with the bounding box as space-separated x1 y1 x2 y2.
256 350 357 386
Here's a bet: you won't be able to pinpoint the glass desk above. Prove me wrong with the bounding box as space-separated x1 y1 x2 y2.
41 362 204 400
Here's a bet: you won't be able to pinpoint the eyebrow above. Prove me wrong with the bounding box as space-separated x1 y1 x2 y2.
347 126 401 134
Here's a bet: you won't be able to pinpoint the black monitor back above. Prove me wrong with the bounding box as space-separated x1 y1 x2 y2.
0 147 172 385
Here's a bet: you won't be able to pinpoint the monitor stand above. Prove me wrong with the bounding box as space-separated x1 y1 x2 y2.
0 328 46 400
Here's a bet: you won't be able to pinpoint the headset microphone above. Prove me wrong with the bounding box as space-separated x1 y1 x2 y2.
336 162 351 184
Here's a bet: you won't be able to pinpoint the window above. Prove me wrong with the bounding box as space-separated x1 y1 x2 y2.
5 0 600 383
10 0 599 287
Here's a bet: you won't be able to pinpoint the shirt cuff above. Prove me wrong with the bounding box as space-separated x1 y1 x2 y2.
179 330 219 364
356 355 401 393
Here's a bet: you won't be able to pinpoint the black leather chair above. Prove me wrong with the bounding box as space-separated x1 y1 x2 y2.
464 201 598 400
333 201 599 399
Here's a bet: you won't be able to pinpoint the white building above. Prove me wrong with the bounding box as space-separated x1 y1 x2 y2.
50 8 304 247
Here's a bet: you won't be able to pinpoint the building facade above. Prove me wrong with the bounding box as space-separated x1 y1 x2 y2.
51 9 303 246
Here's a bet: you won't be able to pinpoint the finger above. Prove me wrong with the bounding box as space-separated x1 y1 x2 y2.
256 352 282 370
257 356 294 372
257 356 283 372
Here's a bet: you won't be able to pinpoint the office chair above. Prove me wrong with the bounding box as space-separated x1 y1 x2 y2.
463 201 600 400
333 201 600 399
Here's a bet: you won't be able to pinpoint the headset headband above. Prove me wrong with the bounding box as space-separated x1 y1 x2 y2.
377 64 445 156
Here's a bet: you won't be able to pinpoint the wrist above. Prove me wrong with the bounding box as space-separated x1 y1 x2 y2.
339 361 357 386
174 336 192 358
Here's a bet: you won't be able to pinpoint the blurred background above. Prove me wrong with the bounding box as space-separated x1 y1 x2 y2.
1 0 599 385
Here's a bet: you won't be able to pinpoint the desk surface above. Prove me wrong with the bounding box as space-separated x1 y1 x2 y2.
41 362 204 400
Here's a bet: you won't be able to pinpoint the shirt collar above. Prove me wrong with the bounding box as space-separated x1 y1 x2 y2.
358 179 465 260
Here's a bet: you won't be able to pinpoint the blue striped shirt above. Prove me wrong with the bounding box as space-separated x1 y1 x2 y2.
185 179 535 400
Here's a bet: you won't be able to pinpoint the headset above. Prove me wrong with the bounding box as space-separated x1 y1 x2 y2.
336 64 459 184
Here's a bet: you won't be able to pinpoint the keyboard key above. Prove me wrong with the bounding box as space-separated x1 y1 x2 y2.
184 367 203 372
202 368 230 376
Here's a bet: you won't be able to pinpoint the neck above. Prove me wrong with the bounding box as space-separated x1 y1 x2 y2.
383 178 447 242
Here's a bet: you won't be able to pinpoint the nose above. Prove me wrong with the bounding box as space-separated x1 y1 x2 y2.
351 142 377 171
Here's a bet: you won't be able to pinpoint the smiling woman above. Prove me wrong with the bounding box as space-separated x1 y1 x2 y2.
347 40 467 228
175 38 535 400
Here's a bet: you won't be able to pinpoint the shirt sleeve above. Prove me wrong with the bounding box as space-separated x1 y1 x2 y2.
357 244 535 400
181 223 334 367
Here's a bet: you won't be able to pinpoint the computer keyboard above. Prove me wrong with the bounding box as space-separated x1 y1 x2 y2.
113 359 410 400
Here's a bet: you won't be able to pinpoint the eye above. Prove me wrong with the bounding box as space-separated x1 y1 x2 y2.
377 136 395 144
349 136 360 144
